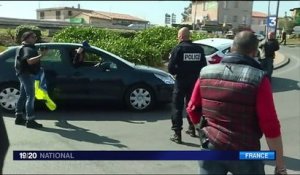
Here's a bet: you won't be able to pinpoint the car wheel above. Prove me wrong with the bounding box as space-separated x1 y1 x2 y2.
125 85 155 111
0 83 20 112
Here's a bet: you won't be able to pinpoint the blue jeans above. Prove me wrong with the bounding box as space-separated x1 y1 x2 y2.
15 74 35 120
199 160 265 175
198 142 265 175
260 58 273 80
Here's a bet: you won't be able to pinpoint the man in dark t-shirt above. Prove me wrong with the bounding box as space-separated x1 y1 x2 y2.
14 31 47 128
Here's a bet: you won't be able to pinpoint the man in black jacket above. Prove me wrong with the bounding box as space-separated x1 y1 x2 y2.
168 27 207 144
258 31 279 81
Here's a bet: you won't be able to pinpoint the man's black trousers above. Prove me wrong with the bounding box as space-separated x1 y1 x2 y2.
171 78 197 132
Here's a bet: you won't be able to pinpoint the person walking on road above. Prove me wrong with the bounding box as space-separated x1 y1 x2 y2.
258 31 280 81
14 31 47 128
187 31 287 175
280 31 287 45
168 27 207 144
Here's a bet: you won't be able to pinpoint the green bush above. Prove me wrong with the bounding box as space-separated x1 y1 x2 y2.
0 46 7 52
15 25 42 44
52 26 121 43
52 26 211 67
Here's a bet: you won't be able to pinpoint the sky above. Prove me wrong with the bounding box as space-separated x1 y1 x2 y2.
0 1 299 25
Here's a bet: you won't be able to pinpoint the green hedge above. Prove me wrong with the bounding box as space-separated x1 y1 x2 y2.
0 46 7 53
53 26 211 67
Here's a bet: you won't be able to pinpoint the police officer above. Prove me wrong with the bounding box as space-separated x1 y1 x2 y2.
168 27 207 144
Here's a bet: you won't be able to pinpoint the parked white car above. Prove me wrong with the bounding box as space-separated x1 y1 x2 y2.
193 38 233 64
254 33 265 41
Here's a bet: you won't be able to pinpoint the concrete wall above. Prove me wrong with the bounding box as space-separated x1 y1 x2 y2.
191 1 219 23
251 24 266 35
37 9 83 20
72 13 91 23
219 1 253 28
252 17 267 25
90 18 111 26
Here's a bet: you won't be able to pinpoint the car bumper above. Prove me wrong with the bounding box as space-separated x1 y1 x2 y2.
154 84 174 103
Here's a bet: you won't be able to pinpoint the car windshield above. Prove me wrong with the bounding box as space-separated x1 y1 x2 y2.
196 44 218 56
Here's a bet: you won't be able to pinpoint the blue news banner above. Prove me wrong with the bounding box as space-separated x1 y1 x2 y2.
13 151 275 161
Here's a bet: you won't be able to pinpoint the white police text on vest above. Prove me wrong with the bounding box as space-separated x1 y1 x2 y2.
183 53 202 61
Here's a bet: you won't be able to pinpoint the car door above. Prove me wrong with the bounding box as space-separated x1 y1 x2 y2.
40 45 89 100
76 48 126 101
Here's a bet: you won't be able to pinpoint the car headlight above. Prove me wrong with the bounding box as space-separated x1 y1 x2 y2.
154 73 175 84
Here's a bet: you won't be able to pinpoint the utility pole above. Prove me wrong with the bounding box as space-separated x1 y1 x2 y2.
266 1 271 35
193 1 198 30
274 0 280 38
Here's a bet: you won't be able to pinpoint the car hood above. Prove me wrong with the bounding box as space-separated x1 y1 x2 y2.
134 65 169 76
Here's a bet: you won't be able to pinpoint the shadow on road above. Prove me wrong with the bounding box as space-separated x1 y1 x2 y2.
265 156 300 171
285 44 300 48
35 120 128 149
180 142 200 148
272 77 300 93
3 103 172 123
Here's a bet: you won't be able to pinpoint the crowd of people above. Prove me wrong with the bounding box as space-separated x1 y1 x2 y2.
0 29 287 174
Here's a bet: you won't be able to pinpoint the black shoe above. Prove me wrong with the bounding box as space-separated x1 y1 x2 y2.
15 115 26 125
170 133 182 144
26 120 43 128
185 128 196 137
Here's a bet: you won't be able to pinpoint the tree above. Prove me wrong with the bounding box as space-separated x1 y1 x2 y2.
278 17 296 34
181 2 192 22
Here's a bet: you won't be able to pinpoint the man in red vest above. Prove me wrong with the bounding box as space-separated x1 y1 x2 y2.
187 31 287 175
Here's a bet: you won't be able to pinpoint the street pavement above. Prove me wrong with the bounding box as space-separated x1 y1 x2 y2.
274 51 290 70
1 45 299 174
264 45 300 174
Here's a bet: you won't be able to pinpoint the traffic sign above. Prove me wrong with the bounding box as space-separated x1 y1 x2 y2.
267 16 277 28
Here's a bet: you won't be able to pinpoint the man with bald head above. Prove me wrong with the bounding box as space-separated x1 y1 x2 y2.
168 27 207 144
187 31 286 174
258 31 279 81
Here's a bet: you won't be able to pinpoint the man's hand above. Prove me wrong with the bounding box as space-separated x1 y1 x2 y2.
39 50 48 57
77 47 84 54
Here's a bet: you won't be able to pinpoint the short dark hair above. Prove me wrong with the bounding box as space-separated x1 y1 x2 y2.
231 31 258 55
21 31 36 41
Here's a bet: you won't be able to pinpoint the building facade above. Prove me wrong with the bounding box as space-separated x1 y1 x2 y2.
290 7 300 25
251 11 267 35
191 1 253 29
36 5 148 26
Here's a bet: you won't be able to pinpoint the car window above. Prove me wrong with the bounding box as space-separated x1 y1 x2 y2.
1 48 16 63
222 47 231 54
40 48 64 69
197 44 218 56
3 53 15 63
69 47 118 70
42 49 62 63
